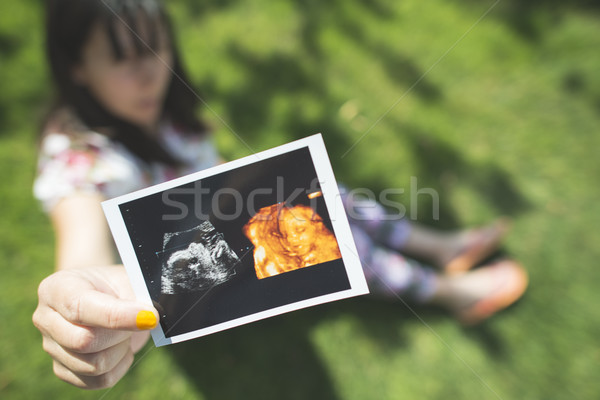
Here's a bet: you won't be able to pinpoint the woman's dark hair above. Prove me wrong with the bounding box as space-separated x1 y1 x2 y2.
45 0 208 165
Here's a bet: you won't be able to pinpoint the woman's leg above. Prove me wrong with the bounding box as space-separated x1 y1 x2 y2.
429 259 528 324
340 185 509 272
351 221 528 324
351 224 438 303
354 221 528 323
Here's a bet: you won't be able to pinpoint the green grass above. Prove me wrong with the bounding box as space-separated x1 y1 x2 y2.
1 0 600 398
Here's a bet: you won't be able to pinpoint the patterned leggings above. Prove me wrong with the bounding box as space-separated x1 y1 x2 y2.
340 186 437 302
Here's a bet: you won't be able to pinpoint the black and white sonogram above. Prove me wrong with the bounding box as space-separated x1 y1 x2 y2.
160 221 239 295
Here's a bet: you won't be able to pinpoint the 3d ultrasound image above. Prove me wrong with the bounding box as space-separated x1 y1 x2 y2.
243 202 342 279
160 221 239 295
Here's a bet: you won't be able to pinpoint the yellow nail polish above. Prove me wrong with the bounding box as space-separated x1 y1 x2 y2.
136 310 157 330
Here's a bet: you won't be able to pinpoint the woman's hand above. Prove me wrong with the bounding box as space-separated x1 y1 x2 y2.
32 265 159 389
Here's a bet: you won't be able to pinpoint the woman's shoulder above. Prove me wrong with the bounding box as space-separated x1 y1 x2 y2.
34 108 147 212
41 107 113 151
43 106 83 135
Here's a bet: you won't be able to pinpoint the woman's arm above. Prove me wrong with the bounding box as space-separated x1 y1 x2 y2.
50 193 115 270
33 194 159 389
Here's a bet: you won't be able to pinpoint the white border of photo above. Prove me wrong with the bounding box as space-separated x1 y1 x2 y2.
102 133 369 346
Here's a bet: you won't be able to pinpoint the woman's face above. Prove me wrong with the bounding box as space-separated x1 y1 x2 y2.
73 18 173 130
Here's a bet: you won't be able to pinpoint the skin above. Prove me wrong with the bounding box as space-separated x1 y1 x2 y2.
72 18 173 131
32 16 172 389
33 264 154 389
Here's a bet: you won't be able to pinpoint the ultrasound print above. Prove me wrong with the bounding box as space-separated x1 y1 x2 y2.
160 221 239 295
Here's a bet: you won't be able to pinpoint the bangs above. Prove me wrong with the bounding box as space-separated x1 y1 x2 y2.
101 0 168 60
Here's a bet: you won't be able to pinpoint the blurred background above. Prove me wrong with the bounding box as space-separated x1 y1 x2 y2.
1 0 599 399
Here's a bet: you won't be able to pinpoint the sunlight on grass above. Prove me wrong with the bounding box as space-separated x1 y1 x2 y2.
1 0 599 399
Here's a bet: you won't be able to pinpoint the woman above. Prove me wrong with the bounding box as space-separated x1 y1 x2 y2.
32 0 527 389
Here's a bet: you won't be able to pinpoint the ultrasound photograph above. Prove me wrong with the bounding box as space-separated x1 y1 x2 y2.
243 202 342 279
160 221 239 295
102 134 369 346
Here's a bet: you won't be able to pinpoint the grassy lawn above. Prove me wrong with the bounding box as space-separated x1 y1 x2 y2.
1 0 599 398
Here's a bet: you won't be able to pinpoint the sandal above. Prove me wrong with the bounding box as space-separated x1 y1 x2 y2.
445 218 511 275
454 259 528 325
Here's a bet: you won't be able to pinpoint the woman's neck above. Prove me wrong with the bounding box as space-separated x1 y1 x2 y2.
140 120 162 138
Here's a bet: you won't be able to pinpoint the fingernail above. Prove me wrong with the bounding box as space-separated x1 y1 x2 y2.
136 310 157 330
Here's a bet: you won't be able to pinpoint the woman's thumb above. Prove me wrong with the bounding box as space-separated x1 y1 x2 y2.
41 267 160 331
57 288 159 331
134 309 159 330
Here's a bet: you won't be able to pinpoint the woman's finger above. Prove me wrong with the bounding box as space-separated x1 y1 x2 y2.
52 347 135 390
43 335 131 376
39 270 158 331
130 331 151 354
36 305 132 353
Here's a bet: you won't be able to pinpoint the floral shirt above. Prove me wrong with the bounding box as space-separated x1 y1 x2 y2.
33 112 219 213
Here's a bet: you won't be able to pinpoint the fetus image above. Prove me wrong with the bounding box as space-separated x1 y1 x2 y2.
243 202 342 279
161 221 239 295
